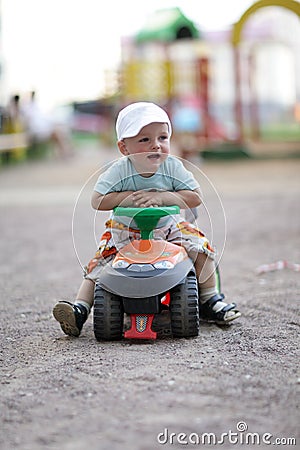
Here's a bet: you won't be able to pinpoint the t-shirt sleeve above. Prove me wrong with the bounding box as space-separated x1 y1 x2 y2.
93 163 124 194
168 157 200 191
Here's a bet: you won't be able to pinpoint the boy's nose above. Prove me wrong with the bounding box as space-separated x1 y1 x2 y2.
152 140 161 150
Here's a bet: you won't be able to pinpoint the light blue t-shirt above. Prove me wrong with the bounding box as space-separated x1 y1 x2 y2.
94 155 200 228
94 155 199 194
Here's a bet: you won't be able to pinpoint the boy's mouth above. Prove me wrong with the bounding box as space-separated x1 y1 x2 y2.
147 153 161 160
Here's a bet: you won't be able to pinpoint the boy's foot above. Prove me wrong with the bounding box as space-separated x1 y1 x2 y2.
53 301 87 337
199 294 241 325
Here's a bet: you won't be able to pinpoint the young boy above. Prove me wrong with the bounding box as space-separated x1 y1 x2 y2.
53 102 240 336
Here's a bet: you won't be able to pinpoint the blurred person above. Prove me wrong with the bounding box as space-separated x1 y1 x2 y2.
3 94 23 134
53 102 241 337
22 91 73 158
1 94 27 160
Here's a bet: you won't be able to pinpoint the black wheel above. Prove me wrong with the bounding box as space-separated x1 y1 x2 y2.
169 272 199 338
94 284 124 341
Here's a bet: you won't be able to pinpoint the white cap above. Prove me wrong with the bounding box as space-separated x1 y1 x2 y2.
116 102 172 140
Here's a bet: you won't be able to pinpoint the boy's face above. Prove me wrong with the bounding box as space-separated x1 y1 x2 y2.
118 122 170 176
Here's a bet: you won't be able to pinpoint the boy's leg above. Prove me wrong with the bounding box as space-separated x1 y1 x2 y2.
52 220 117 337
53 220 136 337
164 219 241 324
195 253 241 324
53 279 94 337
75 278 95 307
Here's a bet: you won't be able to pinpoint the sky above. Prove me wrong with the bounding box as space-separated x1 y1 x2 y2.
0 0 259 109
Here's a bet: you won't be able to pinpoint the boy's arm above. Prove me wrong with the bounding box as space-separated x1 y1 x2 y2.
92 188 202 210
91 190 135 210
131 188 202 209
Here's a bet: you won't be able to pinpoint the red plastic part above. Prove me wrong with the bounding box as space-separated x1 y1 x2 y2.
161 291 170 306
124 314 157 339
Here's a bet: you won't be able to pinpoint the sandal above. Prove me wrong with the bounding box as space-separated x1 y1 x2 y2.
199 293 241 325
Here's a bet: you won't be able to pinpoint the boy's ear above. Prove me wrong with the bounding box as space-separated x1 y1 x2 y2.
118 140 128 155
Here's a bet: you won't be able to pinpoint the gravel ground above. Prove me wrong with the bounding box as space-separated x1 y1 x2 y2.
0 146 299 450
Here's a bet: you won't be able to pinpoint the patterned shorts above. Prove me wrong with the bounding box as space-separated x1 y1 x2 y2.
84 218 215 282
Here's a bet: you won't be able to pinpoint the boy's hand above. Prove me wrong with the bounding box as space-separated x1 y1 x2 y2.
132 188 202 209
132 190 162 208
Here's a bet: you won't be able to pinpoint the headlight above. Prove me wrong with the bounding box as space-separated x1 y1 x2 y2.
112 260 130 269
127 264 155 272
153 260 174 270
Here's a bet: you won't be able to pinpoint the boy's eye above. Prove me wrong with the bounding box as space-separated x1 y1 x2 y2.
138 135 168 143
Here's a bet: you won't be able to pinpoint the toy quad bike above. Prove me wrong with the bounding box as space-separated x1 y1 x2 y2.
93 206 200 340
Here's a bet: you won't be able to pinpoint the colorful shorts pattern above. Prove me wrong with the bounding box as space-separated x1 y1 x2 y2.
84 218 215 281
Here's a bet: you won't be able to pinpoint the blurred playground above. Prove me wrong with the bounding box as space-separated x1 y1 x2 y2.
0 0 300 164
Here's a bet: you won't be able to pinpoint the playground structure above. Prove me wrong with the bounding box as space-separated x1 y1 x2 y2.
1 2 299 162
231 0 300 145
118 1 300 158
